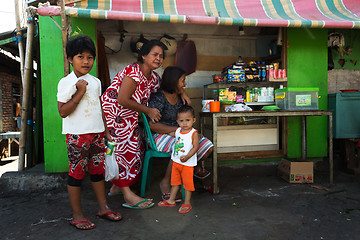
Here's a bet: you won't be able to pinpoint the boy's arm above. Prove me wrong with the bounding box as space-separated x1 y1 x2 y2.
58 79 87 118
180 131 199 162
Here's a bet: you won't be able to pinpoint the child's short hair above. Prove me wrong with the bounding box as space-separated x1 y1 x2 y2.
66 35 96 59
177 105 195 118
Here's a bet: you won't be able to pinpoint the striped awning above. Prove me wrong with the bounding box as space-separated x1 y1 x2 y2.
38 0 360 28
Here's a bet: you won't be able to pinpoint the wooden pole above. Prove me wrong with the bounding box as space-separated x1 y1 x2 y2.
18 9 35 171
61 0 70 76
15 0 25 83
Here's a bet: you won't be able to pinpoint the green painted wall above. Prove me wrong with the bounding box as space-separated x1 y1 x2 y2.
286 28 328 158
39 16 96 172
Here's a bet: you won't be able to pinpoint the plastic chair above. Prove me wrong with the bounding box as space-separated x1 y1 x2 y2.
140 113 171 197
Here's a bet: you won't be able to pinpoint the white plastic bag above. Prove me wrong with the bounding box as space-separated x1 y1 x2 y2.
225 103 253 112
104 142 119 181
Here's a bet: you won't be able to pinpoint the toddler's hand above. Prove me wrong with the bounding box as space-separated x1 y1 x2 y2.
180 156 187 162
76 79 88 94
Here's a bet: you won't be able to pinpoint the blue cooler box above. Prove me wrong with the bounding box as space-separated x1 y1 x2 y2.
328 92 360 139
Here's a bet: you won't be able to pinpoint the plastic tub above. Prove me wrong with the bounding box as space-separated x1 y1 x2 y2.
275 87 319 110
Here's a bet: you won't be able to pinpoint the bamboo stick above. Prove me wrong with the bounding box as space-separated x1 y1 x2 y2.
61 0 70 76
15 0 25 83
18 10 35 171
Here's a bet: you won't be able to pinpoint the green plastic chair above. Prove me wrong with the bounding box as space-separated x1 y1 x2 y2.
140 113 171 197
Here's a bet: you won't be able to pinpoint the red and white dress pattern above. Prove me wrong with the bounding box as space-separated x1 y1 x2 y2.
101 63 159 187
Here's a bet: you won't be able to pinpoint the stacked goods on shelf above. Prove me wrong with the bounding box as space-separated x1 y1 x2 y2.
222 56 245 82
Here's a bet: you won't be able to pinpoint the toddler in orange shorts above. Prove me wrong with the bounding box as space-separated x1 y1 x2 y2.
158 105 199 213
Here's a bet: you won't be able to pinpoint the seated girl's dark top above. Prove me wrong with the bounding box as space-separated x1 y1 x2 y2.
148 90 184 127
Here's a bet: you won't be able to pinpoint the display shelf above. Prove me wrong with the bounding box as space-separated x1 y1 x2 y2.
246 102 274 106
203 81 287 99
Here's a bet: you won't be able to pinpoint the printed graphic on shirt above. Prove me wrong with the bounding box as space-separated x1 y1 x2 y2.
174 137 185 157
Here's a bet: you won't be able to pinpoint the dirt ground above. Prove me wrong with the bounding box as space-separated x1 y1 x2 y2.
1 159 360 240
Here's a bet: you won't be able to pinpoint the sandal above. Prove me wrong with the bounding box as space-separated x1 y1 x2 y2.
161 192 182 203
194 167 210 179
178 204 192 214
70 219 95 230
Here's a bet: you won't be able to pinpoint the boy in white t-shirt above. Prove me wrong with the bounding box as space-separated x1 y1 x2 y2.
158 105 199 214
57 36 121 230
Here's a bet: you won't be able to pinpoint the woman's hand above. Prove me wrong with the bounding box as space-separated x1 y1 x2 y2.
147 107 161 123
105 128 111 141
180 91 191 105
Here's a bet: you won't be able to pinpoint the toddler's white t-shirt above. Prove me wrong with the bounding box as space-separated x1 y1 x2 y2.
171 127 197 167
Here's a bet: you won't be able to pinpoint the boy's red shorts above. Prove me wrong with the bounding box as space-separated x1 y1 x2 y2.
66 132 105 180
171 161 195 191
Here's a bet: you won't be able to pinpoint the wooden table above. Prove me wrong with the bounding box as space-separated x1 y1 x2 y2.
199 110 333 194
0 132 20 158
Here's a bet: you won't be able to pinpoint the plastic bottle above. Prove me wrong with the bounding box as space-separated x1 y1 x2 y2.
257 61 261 82
246 90 250 102
261 61 266 81
250 61 259 82
254 87 258 102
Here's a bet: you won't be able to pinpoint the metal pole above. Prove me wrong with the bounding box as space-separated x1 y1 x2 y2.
301 116 307 161
212 114 219 194
61 0 70 76
15 0 25 83
329 114 333 186
18 10 35 171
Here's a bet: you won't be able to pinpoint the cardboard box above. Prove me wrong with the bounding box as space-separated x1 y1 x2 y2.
278 159 313 183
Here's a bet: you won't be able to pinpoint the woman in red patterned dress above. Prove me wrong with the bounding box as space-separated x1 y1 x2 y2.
101 40 165 209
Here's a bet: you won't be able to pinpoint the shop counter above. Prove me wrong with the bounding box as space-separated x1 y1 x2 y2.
199 110 333 194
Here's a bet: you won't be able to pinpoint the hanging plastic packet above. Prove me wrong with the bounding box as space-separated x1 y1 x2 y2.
105 141 119 181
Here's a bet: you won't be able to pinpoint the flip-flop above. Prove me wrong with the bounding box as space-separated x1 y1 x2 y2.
194 168 211 179
122 198 154 209
162 192 182 203
107 191 123 197
96 211 122 221
158 200 176 207
69 218 95 230
178 204 192 214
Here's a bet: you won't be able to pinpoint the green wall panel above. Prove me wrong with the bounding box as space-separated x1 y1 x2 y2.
287 28 328 158
329 29 360 70
39 16 96 172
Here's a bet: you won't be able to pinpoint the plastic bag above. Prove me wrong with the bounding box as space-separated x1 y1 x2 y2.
104 141 119 181
225 103 252 112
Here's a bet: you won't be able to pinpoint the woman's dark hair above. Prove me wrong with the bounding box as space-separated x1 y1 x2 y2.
177 105 195 118
66 35 96 59
160 66 186 94
137 39 166 63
